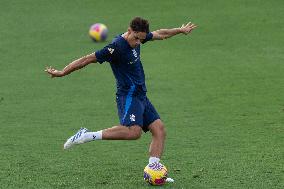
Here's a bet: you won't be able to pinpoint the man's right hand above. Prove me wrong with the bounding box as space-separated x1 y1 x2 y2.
45 66 64 78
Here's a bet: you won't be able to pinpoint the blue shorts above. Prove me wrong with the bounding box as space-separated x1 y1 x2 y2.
116 95 160 132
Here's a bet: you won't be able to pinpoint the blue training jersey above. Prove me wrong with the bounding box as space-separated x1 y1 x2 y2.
95 32 153 96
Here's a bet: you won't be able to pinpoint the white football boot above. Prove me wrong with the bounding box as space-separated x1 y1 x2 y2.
63 128 89 149
166 178 175 183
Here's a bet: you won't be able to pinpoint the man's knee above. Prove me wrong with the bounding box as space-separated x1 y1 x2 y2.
128 126 142 140
149 120 166 138
156 124 166 138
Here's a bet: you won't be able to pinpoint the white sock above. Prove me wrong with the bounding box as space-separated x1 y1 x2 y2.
82 130 102 142
149 157 160 164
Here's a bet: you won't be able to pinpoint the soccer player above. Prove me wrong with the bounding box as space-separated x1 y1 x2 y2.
45 17 197 165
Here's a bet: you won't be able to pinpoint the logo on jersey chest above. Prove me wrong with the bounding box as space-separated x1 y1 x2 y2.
132 49 138 58
128 49 139 65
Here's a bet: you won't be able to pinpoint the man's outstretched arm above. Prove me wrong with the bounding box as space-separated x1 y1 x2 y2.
152 22 197 40
45 53 97 78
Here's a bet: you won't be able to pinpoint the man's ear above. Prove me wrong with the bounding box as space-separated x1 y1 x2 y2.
127 27 132 34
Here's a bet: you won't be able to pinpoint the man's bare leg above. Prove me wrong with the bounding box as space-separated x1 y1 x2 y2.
102 125 142 140
63 125 142 149
148 119 166 163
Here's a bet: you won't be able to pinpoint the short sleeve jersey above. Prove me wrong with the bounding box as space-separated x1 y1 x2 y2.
95 32 153 96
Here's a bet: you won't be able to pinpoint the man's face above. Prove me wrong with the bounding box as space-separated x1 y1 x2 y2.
127 28 147 48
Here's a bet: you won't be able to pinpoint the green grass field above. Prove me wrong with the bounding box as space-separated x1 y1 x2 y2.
1 0 283 188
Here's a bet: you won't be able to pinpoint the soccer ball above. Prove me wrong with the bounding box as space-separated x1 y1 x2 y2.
89 23 108 42
144 162 168 185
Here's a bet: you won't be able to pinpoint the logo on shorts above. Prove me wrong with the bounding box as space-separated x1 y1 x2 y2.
130 114 135 122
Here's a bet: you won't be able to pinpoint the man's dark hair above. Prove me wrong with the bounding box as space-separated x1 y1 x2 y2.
130 17 150 33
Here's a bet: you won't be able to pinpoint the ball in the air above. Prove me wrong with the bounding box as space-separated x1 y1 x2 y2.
89 23 108 42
